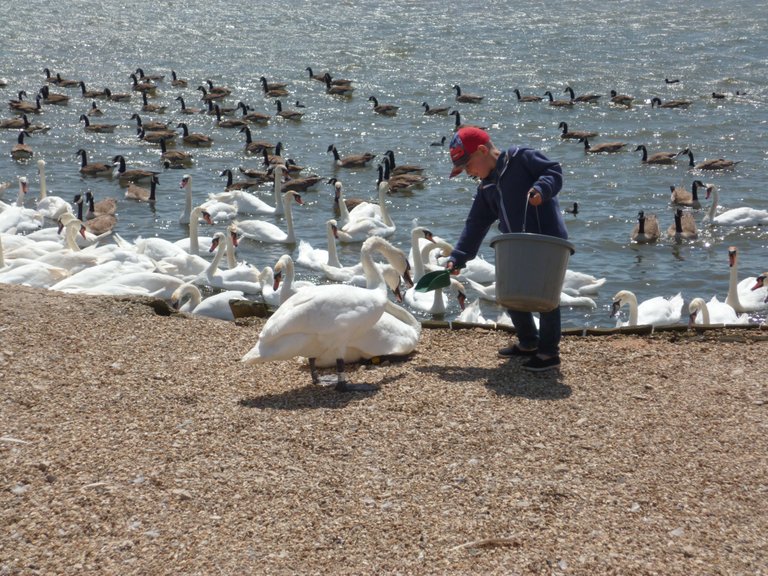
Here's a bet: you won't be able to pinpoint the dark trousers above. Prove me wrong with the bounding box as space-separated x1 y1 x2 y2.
509 306 561 357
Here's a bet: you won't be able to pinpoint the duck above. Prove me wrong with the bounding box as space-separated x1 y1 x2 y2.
513 89 542 103
670 180 705 208
177 122 213 147
651 96 691 109
564 202 579 215
368 96 399 116
260 76 289 98
77 81 106 99
274 99 304 120
610 290 684 327
336 179 396 242
543 90 574 107
159 137 192 168
453 84 483 104
558 122 597 140
241 235 417 391
175 95 203 115
236 101 270 124
112 155 159 186
580 137 626 154
725 246 767 314
124 175 158 202
703 183 768 226
323 73 355 96
34 160 72 221
635 144 678 165
103 87 131 102
79 114 117 133
630 211 660 244
421 101 451 115
11 131 33 160
38 85 69 105
609 90 634 106
170 70 188 88
170 283 242 321
76 149 113 177
327 144 375 168
680 148 741 171
271 254 317 305
234 189 303 243
687 297 749 327
563 86 601 103
666 208 698 241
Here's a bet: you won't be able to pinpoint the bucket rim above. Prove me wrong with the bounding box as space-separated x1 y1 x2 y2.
489 232 575 255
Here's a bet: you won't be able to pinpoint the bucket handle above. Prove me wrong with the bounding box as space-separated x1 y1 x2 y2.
521 190 541 233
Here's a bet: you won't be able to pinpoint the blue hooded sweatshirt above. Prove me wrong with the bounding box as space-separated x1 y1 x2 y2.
449 146 567 270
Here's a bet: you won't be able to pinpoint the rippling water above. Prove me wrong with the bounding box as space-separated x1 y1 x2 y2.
1 0 766 327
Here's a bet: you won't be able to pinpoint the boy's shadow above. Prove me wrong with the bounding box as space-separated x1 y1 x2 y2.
415 363 572 400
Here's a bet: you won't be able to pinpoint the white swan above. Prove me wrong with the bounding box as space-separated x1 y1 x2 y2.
171 283 243 321
234 190 302 244
333 179 381 225
335 180 396 243
688 297 749 326
242 236 418 391
704 184 768 226
725 246 767 313
610 290 684 327
0 232 69 288
35 159 72 221
207 164 286 216
88 270 186 300
195 231 262 294
404 262 467 316
172 205 214 255
0 177 43 234
562 269 607 296
296 218 348 272
272 253 317 304
456 298 489 325
179 174 194 224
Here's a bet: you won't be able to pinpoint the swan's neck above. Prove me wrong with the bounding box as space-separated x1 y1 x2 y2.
707 188 718 221
361 242 388 292
625 294 639 326
188 208 201 255
336 186 351 224
383 299 421 333
206 238 226 277
698 301 710 325
376 182 394 226
16 183 25 207
225 231 237 269
326 223 341 268
38 167 47 199
181 182 192 224
0 234 5 268
181 284 202 311
411 230 427 281
282 193 295 243
273 170 284 216
64 222 82 251
726 257 743 312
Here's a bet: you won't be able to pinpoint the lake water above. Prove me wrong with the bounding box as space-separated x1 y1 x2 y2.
1 0 766 328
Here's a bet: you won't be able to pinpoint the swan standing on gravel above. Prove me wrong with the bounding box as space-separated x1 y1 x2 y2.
242 236 416 392
703 183 768 226
610 290 684 327
234 190 302 244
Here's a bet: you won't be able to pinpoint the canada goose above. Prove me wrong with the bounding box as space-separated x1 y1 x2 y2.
283 158 305 175
380 159 428 191
260 76 289 98
43 68 59 84
558 121 598 140
76 148 113 177
54 73 79 88
368 96 399 116
159 137 192 168
327 144 375 168
9 92 42 114
103 87 131 102
680 148 741 170
197 85 225 102
324 74 354 96
0 113 29 129
112 154 159 185
513 89 542 103
635 144 678 165
306 67 327 82
170 70 188 88
430 136 447 147
220 169 259 191
565 202 579 215
175 95 203 115
206 80 232 97
667 208 698 241
275 99 303 120
87 101 104 117
135 67 165 82
261 142 284 166
422 101 451 115
130 113 168 132
665 78 680 84
141 91 166 114
38 86 69 105
177 122 213 146
453 84 483 104
609 90 634 106
281 173 323 192
138 127 177 144
384 150 425 175
260 76 288 90
239 126 273 154
124 175 158 202
206 98 235 116
544 90 573 107
294 100 306 108
579 137 626 153
79 114 117 133
239 166 270 182
651 96 691 109
214 104 247 128
630 211 660 244
236 101 270 124
78 81 106 99
129 73 156 94
564 86 601 103
74 194 117 234
85 190 117 217
449 110 487 132
11 131 33 160
670 180 705 208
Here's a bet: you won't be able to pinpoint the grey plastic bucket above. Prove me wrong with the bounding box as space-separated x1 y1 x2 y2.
489 233 576 312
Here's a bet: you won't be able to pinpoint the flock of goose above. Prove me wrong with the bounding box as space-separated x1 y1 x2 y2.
0 66 765 386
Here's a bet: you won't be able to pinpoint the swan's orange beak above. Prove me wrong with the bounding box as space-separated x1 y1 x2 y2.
457 290 466 311
79 225 87 239
230 230 239 247
209 238 219 253
752 274 767 291
688 311 698 329
202 211 213 225
272 270 282 292
610 300 622 318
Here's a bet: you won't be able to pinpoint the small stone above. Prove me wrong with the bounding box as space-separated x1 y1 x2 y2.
171 488 192 501
630 502 641 512
10 483 29 496
669 527 685 537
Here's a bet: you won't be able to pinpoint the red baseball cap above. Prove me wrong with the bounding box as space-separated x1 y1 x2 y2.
449 127 490 178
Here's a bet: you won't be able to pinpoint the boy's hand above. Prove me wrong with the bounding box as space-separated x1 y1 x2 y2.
528 188 542 207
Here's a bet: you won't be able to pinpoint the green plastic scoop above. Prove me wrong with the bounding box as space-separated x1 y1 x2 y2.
414 269 451 292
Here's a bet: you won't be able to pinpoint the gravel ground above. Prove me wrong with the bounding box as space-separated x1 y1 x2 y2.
1 284 766 576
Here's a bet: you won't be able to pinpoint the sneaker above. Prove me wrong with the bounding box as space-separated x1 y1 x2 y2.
498 344 538 358
522 355 561 372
